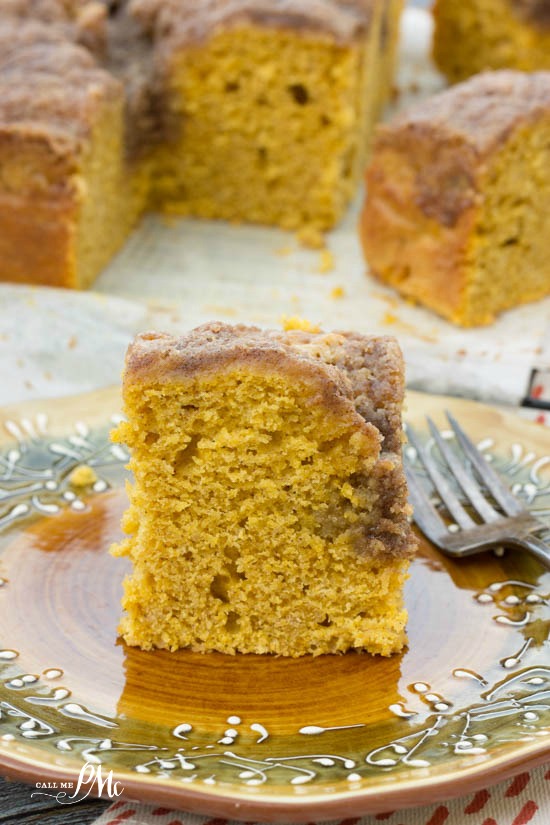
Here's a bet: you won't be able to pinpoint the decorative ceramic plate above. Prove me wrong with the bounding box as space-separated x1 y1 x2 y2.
0 388 548 821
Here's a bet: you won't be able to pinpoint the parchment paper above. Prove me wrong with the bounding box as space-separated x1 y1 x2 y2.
2 9 550 411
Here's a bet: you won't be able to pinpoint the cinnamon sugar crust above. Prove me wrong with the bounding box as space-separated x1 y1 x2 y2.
125 324 404 450
381 70 550 159
0 20 122 154
128 0 377 47
2 0 77 22
373 70 550 228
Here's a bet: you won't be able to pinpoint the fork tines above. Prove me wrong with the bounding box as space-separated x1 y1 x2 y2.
405 412 526 533
405 412 549 565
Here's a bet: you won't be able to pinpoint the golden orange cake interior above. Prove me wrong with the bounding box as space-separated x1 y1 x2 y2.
361 70 550 327
433 0 550 82
0 0 403 289
112 323 416 657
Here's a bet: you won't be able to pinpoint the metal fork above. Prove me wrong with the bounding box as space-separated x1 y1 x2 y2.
404 412 550 568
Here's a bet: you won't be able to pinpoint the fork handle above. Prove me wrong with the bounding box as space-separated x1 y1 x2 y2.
515 533 550 569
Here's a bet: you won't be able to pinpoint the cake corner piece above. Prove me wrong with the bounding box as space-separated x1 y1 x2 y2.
433 0 550 82
112 322 416 657
1 0 406 288
360 69 550 326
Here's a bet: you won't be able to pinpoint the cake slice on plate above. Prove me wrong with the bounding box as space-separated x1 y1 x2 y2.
112 323 416 657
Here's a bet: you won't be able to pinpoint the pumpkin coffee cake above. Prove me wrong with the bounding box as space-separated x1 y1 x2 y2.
433 0 550 82
361 70 550 326
1 0 403 289
112 323 416 657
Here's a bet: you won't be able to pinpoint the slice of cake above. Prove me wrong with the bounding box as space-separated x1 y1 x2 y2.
360 70 550 327
433 0 550 82
112 323 416 657
136 0 399 231
0 18 147 289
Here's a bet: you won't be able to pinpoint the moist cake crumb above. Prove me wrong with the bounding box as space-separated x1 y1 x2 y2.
112 322 416 657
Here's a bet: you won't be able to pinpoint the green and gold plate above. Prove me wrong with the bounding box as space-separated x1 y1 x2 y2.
0 388 548 820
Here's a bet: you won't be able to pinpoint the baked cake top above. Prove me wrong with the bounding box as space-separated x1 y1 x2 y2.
1 0 378 155
124 322 405 454
0 18 121 153
371 70 550 226
378 70 550 158
129 0 377 47
2 0 78 22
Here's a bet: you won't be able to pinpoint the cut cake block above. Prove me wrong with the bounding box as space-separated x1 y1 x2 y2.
112 322 416 657
360 70 550 327
143 0 401 230
0 0 404 289
433 0 550 82
0 19 146 289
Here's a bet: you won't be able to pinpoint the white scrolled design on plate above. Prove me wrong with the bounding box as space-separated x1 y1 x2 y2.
0 414 127 529
0 418 548 789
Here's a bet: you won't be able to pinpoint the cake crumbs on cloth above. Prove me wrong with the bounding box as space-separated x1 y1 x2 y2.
318 249 335 273
275 245 294 256
295 226 326 250
280 316 321 333
330 285 345 299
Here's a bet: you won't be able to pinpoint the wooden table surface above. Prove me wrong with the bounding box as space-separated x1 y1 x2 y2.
0 776 109 824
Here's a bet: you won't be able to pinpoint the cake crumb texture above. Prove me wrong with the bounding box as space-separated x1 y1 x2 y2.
112 322 416 657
